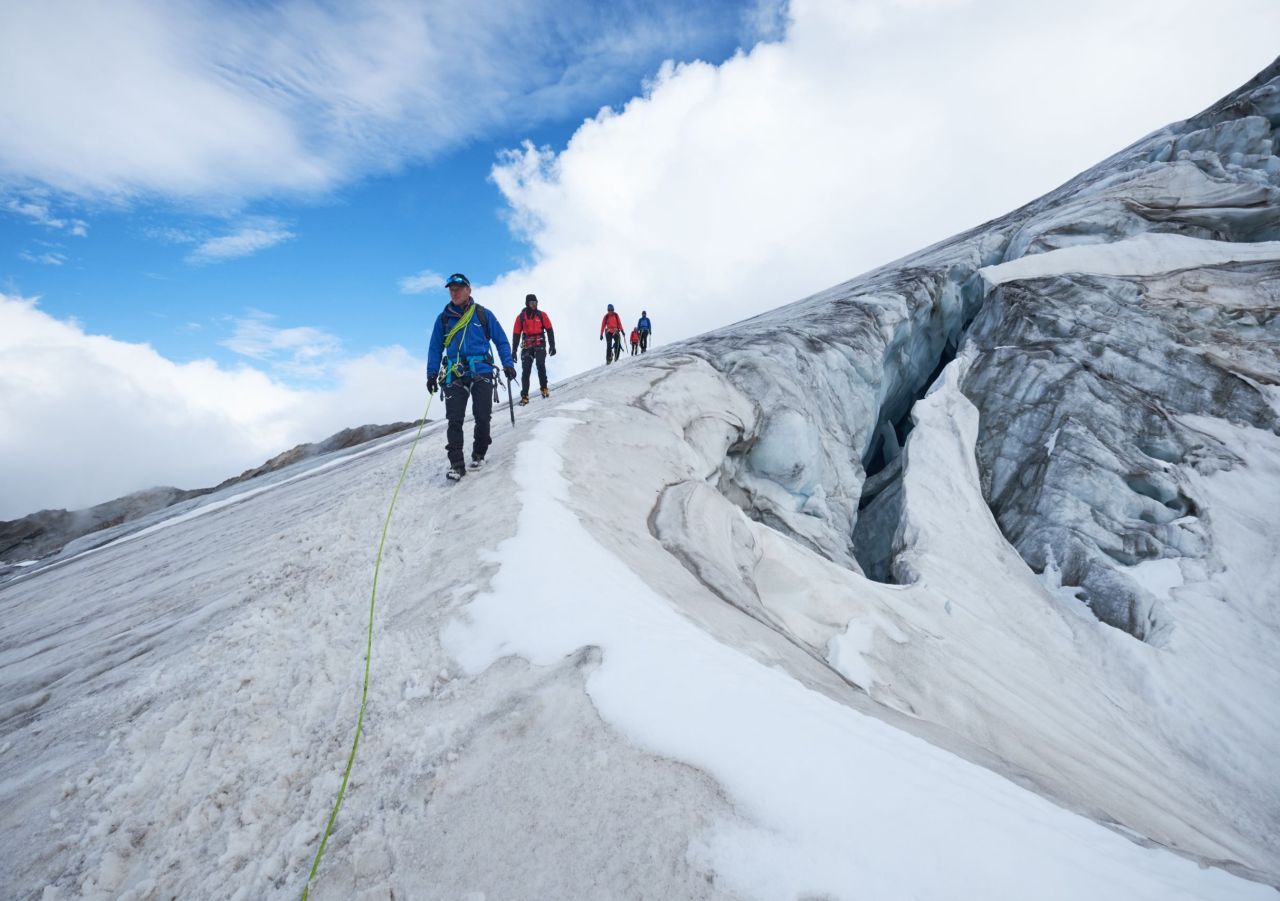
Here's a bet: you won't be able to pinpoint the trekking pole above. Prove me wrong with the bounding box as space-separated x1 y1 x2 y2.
506 372 515 426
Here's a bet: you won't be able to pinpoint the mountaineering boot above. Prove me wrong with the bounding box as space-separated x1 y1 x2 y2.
540 386 550 398
446 465 466 482
520 394 530 405
470 456 484 470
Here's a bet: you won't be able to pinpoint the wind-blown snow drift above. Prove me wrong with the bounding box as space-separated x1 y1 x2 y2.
2 59 1279 901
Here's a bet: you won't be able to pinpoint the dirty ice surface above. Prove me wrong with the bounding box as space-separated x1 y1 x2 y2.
2 368 1276 900
444 398 1273 900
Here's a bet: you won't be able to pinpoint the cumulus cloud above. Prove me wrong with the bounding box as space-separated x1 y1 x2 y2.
185 219 296 264
0 294 427 520
0 0 764 202
480 0 1280 378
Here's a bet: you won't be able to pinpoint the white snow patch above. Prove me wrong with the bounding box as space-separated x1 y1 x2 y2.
980 233 1280 287
1128 558 1185 603
826 620 877 690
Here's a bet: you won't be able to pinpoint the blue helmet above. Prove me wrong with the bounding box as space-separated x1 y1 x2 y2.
607 303 614 311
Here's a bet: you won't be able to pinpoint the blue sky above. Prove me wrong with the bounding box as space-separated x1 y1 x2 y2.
2 0 770 375
7 130 552 372
2 0 1279 520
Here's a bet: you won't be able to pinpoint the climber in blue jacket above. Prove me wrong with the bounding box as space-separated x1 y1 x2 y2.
426 273 517 481
636 311 653 352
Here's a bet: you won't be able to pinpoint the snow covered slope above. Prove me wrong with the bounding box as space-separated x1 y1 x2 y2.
3 61 1279 900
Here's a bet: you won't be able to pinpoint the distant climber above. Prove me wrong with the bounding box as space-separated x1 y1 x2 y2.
426 273 517 481
600 304 624 364
636 311 652 353
511 293 556 404
629 328 640 356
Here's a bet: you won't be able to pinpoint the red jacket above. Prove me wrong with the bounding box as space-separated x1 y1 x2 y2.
600 311 623 336
512 308 554 348
629 329 640 344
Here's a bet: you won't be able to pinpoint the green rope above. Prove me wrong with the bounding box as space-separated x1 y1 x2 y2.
441 302 475 350
300 394 433 900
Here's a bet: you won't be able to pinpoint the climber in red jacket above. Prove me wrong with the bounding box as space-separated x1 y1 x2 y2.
511 293 556 404
600 304 624 364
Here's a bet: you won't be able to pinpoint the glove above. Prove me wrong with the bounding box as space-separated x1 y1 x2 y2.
599 335 603 341
549 346 557 356
426 373 438 394
503 365 517 381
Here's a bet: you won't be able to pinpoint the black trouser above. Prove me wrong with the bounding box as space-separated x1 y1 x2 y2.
444 375 494 466
606 331 623 362
630 340 638 355
520 345 547 395
639 330 650 352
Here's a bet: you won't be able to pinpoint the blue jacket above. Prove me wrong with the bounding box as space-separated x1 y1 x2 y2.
637 316 652 332
427 300 514 382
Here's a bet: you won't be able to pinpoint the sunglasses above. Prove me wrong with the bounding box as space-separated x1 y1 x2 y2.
445 275 470 288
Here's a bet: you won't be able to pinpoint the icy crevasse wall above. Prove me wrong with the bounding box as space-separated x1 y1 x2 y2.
962 264 1280 642
635 59 1280 882
961 65 1280 643
692 244 1003 576
693 60 1280 643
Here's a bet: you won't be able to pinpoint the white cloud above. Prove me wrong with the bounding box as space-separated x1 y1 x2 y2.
5 197 88 235
186 220 295 264
144 225 201 246
0 0 763 202
741 0 790 42
399 268 445 294
0 294 427 520
19 251 67 266
481 0 1280 379
221 310 342 378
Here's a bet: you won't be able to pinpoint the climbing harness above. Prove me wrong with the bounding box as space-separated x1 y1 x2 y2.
299 392 433 900
440 303 496 386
